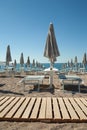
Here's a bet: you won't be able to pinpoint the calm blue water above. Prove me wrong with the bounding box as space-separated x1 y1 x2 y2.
0 62 87 71
42 63 87 71
15 63 63 70
42 63 63 70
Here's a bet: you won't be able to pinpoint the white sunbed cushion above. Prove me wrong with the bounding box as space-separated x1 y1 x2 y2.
24 75 45 81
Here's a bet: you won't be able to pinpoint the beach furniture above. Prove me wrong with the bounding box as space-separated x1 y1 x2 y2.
14 66 23 74
14 69 21 76
59 74 83 92
79 67 87 74
24 67 44 75
0 69 6 76
20 75 45 91
14 66 25 77
44 67 59 88
24 69 32 75
5 66 14 76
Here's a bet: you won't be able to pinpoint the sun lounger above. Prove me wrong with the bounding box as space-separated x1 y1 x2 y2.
0 70 6 76
59 74 83 92
20 75 45 91
14 70 21 76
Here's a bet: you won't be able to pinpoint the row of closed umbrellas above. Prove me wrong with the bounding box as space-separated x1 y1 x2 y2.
6 23 60 88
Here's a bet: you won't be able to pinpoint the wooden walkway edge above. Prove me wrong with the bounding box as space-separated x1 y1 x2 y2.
0 96 87 123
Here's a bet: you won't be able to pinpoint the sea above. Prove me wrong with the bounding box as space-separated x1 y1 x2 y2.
42 63 63 70
0 62 87 71
0 62 63 70
42 63 87 71
15 63 63 70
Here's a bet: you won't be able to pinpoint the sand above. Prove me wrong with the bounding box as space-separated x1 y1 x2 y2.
0 72 87 130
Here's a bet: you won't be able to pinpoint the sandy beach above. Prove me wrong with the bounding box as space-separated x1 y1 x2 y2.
0 73 87 130
0 0 87 129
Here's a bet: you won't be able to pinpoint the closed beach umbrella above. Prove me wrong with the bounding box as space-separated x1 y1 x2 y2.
14 59 17 68
83 52 87 68
62 63 67 69
67 60 70 67
32 59 35 67
36 61 39 67
20 53 24 67
74 56 78 67
74 56 78 70
74 56 78 64
6 45 12 66
27 56 30 67
44 23 60 88
70 59 73 68
44 23 60 63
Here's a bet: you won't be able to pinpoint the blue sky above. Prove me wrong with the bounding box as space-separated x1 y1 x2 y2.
0 0 87 63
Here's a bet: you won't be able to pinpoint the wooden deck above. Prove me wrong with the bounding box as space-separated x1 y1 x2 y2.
0 96 87 123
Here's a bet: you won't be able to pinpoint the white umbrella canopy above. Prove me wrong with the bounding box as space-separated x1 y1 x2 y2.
44 67 58 72
44 23 60 88
6 45 12 66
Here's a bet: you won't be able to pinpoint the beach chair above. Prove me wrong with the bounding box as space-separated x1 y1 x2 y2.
0 69 6 77
13 67 22 77
20 75 45 91
58 74 84 92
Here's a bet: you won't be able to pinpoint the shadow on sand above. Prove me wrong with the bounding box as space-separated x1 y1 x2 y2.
0 84 5 87
64 84 87 94
0 89 24 96
28 84 55 94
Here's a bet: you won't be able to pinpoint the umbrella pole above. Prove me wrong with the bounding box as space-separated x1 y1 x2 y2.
6 62 9 77
49 62 53 88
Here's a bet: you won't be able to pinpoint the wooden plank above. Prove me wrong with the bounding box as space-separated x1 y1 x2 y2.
52 97 61 119
85 98 87 101
0 96 87 122
80 98 87 107
58 98 70 120
69 98 87 120
0 97 15 112
63 98 79 120
0 96 5 101
21 97 36 119
0 97 10 106
74 98 87 116
5 97 25 118
38 98 46 119
46 97 52 119
30 97 41 119
0 97 20 118
13 97 30 119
